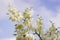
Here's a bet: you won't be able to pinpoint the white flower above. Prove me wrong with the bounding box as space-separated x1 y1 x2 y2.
25 34 35 40
23 7 33 19
25 7 33 14
8 7 23 22
16 34 35 40
9 16 17 22
17 16 23 22
9 8 16 15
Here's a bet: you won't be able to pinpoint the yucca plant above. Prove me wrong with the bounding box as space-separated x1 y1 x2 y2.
7 5 60 40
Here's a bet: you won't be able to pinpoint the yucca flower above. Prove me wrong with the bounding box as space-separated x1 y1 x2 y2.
17 16 23 22
23 7 33 19
24 19 34 31
7 6 60 40
9 8 20 17
16 34 35 40
9 16 17 22
25 34 35 40
8 7 23 22
15 24 29 35
49 21 56 33
36 16 44 35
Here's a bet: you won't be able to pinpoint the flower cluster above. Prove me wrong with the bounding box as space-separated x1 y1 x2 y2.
16 34 35 40
7 6 60 40
7 7 23 22
23 7 33 19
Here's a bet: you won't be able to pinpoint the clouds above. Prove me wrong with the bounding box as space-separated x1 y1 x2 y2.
35 5 60 29
0 37 16 40
0 0 15 38
14 0 34 12
40 0 60 12
38 6 53 18
0 0 15 5
51 7 60 28
54 13 60 28
0 0 15 21
41 6 60 28
35 6 54 29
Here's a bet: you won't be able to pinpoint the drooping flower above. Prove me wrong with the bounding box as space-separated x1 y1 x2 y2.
8 7 23 22
36 15 44 35
24 19 34 31
9 16 17 22
16 34 35 40
23 7 33 19
25 34 35 40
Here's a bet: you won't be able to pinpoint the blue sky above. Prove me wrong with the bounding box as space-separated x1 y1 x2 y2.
0 0 60 40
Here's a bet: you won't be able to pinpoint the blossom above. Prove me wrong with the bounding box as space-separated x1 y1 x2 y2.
36 16 44 35
23 7 33 19
24 19 34 31
25 34 35 40
16 34 35 40
17 16 23 22
7 6 60 40
9 16 17 22
8 7 23 22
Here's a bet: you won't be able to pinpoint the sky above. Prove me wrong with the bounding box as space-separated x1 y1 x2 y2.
0 0 60 40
